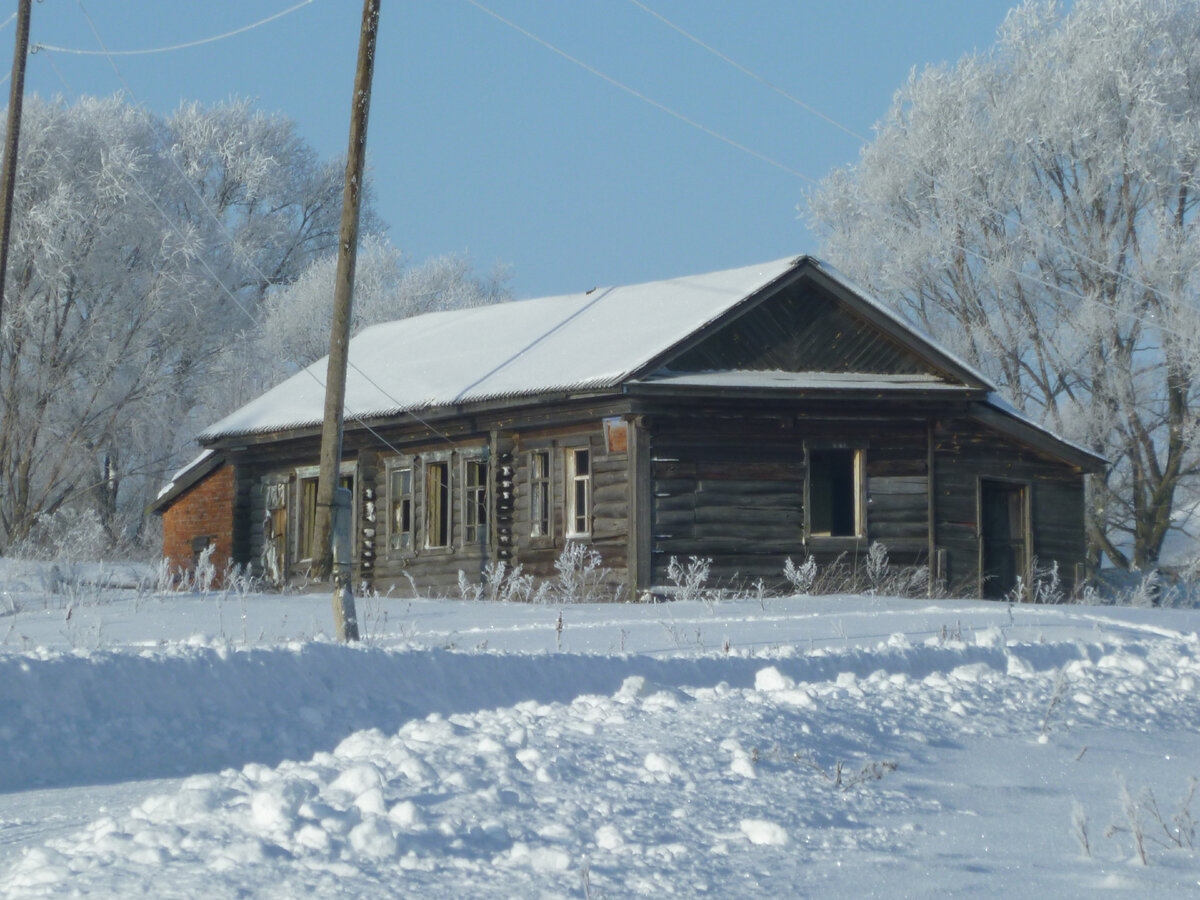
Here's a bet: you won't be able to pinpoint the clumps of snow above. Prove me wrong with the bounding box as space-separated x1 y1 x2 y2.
741 818 789 846
4 594 1200 896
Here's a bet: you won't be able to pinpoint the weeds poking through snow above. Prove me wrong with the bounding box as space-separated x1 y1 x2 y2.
793 751 898 791
865 541 889 594
1071 800 1091 858
1128 570 1161 608
1109 775 1150 864
666 555 711 605
783 555 818 594
555 542 613 603
1104 775 1198 863
193 544 217 595
1040 671 1069 739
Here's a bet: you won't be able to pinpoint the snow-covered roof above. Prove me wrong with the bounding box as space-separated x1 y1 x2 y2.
155 450 216 501
197 255 1096 472
201 256 803 439
633 371 970 392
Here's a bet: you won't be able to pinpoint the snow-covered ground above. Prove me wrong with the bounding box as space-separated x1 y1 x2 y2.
1 562 1199 897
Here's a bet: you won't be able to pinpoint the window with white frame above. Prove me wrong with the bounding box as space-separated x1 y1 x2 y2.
389 466 414 552
807 447 864 538
464 459 488 545
425 460 450 548
530 450 550 537
566 447 591 537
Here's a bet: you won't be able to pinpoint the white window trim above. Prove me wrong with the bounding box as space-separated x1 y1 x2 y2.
385 459 415 555
529 449 552 539
461 452 489 547
565 446 592 538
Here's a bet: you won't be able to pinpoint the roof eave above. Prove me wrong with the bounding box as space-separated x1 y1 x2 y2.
970 401 1107 472
147 451 226 515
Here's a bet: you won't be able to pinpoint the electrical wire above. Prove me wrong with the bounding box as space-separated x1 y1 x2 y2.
32 0 316 57
625 0 1191 317
463 0 1192 355
461 0 816 184
67 1 460 463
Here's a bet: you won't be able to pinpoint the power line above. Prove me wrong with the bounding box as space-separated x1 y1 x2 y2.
625 0 868 148
32 0 317 57
626 0 1190 317
463 0 1191 352
461 0 816 184
41 6 440 472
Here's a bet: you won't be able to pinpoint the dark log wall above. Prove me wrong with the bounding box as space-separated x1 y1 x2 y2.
368 441 489 595
863 425 929 560
933 418 1087 596
216 401 1088 602
647 412 931 587
510 425 630 588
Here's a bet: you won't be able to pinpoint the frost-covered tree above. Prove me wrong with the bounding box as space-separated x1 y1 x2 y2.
0 96 355 550
253 236 510 375
808 0 1200 570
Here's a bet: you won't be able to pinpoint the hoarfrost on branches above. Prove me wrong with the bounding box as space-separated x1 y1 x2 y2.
808 0 1200 570
0 95 353 551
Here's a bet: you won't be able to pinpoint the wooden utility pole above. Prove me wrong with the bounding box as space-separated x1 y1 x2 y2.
0 0 32 337
313 0 381 642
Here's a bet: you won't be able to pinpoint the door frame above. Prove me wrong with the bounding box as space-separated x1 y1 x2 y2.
976 477 1032 600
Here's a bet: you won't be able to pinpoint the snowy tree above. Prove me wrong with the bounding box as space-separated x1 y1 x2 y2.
254 236 511 375
0 96 355 550
808 0 1200 570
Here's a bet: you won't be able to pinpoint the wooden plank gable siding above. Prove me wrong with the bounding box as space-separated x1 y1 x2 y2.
646 411 932 587
662 280 936 377
932 418 1087 597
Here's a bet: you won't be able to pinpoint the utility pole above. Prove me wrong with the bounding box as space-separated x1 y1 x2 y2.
313 0 381 642
0 0 32 338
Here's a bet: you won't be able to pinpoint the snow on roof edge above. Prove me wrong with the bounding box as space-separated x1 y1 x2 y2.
982 392 1107 466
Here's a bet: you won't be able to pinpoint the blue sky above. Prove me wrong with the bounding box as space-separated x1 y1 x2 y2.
14 0 1020 299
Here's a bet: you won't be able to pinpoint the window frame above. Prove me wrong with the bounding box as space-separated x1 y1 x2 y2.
424 458 451 550
804 444 866 546
294 463 355 563
529 449 551 539
565 446 592 538
463 455 489 547
387 462 415 555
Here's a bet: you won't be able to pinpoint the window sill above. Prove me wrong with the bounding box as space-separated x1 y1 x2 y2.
805 536 867 553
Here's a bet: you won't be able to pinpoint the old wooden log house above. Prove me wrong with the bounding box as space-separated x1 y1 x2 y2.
152 255 1104 599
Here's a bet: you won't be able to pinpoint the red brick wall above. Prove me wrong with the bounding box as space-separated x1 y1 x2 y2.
162 464 236 575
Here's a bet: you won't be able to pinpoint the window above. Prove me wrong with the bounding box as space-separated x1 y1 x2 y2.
566 447 591 536
464 459 488 545
425 461 450 548
389 467 414 552
807 448 863 538
530 451 550 537
298 473 352 560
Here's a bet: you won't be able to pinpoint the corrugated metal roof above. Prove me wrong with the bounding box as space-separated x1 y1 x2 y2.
200 256 802 439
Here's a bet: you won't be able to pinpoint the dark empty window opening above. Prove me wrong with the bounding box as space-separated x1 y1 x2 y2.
425 461 450 549
808 448 862 537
